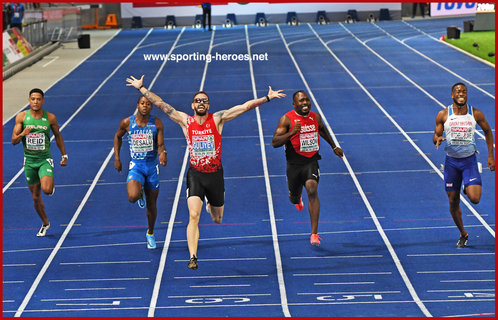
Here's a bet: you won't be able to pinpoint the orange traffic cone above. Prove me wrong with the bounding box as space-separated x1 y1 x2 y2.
441 34 445 41
105 14 118 28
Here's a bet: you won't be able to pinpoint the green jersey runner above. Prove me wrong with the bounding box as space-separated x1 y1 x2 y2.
11 88 67 237
22 109 54 185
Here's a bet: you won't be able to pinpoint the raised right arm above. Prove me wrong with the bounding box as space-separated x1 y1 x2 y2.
126 75 188 127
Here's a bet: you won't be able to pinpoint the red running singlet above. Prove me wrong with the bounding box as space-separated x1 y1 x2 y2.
285 110 320 160
186 113 222 172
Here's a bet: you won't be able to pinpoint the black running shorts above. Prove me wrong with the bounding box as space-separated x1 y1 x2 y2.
286 160 320 197
186 167 225 207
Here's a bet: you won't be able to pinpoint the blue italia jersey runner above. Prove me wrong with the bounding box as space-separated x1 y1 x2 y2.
444 105 477 158
128 115 158 162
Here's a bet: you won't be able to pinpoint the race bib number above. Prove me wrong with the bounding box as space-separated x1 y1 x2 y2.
449 127 473 145
46 158 54 168
131 132 154 154
300 132 319 153
191 135 216 157
26 133 46 150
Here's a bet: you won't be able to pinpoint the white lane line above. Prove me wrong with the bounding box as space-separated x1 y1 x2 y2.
13 29 156 318
42 297 140 301
298 291 401 295
147 27 201 317
325 37 347 45
407 252 494 257
56 302 121 306
293 299 494 305
300 24 433 317
3 281 24 284
440 279 494 283
190 284 251 288
291 255 383 260
60 261 151 265
314 282 375 286
175 274 268 279
3 300 493 314
402 20 496 68
246 24 290 318
212 37 246 48
250 37 285 48
340 22 493 145
3 29 121 125
49 278 149 282
364 35 386 44
417 270 494 274
147 26 222 317
65 288 126 291
3 264 36 267
4 224 494 255
311 23 495 238
5 168 440 191
294 272 392 276
427 289 494 292
174 257 266 262
287 37 315 46
445 313 495 317
401 35 423 43
374 22 495 99
168 294 271 298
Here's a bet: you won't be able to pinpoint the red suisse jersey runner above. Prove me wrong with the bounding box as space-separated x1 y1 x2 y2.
186 113 222 172
285 110 321 164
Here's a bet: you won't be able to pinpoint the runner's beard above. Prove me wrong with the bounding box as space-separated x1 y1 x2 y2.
453 98 467 107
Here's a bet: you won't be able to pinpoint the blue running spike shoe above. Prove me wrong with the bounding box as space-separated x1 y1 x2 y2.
146 232 156 249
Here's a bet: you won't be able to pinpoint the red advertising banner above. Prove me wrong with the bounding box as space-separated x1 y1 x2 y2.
133 2 229 7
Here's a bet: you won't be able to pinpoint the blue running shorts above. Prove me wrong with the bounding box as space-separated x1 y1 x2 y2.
444 153 481 192
127 160 160 190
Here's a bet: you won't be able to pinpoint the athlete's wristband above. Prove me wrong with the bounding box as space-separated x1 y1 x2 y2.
265 95 270 102
62 154 68 159
138 85 144 90
333 147 339 150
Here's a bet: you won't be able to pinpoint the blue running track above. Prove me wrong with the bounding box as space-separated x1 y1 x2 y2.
2 17 495 317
